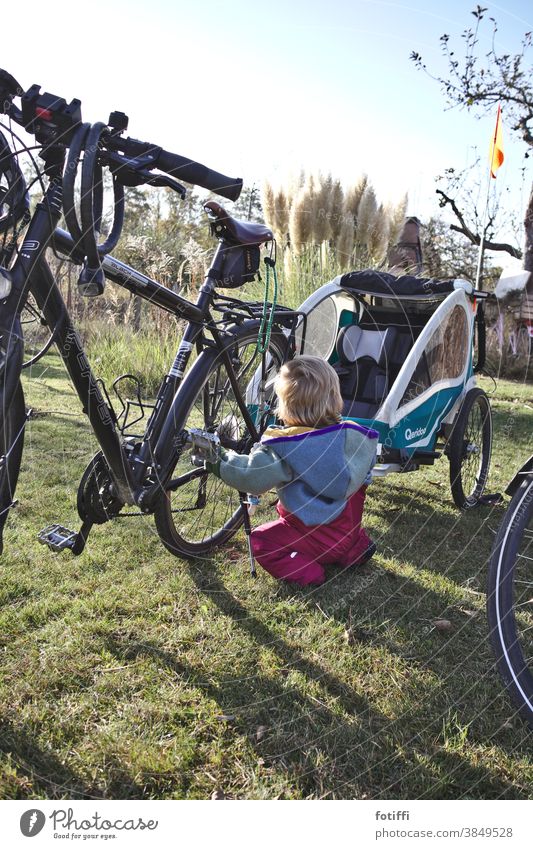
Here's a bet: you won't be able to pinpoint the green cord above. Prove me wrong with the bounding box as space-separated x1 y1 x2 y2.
256 257 278 354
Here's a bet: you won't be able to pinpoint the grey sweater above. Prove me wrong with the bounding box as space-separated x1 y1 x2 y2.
218 421 378 526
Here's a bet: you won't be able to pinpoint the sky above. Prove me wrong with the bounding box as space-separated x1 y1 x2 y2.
2 0 532 244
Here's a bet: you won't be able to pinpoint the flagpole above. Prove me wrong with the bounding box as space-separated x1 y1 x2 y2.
475 104 504 292
474 171 492 291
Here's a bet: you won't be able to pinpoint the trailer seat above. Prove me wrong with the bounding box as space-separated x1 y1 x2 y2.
334 324 398 419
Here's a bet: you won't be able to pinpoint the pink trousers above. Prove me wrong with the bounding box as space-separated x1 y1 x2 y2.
250 487 371 586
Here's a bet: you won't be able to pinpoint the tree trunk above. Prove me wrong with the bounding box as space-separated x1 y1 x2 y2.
524 183 533 295
132 295 142 331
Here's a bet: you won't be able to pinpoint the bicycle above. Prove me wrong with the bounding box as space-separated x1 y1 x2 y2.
0 69 300 559
487 455 533 726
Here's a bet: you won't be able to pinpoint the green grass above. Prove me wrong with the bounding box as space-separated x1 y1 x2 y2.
0 353 531 799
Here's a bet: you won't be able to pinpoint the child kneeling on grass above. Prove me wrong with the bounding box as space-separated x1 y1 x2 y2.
207 355 378 587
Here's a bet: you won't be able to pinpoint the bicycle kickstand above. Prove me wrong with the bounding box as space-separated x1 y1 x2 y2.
239 492 256 577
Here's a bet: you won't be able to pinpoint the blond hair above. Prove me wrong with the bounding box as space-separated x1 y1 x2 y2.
275 356 342 428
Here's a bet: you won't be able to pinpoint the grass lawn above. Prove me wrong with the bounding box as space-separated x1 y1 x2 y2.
0 353 531 800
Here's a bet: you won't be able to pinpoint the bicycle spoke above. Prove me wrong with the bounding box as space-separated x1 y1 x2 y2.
155 330 286 553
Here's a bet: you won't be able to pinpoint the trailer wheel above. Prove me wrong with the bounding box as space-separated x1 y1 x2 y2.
448 388 492 509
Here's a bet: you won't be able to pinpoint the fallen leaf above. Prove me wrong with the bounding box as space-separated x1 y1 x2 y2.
211 789 225 800
256 725 268 742
215 714 236 723
344 627 355 646
344 626 372 645
433 619 453 632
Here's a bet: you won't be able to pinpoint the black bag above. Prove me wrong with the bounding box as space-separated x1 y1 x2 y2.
219 244 261 288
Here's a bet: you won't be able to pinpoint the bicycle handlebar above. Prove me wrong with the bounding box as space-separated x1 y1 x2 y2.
119 137 242 201
472 290 497 301
157 148 242 202
0 69 243 202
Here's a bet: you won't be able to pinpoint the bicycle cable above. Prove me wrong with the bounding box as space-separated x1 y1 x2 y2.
256 242 278 354
62 120 125 292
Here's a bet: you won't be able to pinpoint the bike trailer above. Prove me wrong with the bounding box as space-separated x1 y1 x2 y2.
286 270 492 507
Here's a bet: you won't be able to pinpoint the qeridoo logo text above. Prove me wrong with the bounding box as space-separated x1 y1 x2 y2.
20 809 46 837
405 426 427 441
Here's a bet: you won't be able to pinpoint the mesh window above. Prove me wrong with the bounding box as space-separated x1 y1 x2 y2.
296 291 359 360
400 305 469 406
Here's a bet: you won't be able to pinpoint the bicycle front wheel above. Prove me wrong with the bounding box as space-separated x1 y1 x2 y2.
487 476 533 726
21 294 55 369
154 325 288 558
0 381 26 553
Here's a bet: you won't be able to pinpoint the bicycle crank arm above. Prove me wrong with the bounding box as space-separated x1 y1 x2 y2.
166 467 207 492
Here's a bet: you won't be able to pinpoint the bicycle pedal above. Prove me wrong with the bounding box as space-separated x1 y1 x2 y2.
37 524 79 552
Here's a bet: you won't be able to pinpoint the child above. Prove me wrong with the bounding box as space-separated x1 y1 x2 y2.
207 355 378 587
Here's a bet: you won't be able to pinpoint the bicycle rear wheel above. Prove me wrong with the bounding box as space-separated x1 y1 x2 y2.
0 381 26 553
487 476 533 726
154 325 288 558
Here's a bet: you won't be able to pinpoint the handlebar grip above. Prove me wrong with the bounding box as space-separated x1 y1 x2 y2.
473 290 497 300
157 149 242 201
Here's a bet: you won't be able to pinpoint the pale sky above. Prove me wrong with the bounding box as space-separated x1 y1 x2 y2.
2 0 532 235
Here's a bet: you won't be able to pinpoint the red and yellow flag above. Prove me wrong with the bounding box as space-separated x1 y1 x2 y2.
490 104 504 178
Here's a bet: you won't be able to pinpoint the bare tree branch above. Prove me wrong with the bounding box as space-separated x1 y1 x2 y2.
436 189 522 258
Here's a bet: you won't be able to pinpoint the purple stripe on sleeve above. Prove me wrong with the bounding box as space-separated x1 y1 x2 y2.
262 421 379 445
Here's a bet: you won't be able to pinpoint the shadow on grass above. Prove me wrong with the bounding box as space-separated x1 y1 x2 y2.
103 617 415 799
102 558 524 799
311 500 533 763
0 720 109 800
368 488 501 567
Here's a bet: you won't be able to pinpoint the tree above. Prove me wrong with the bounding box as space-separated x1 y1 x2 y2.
421 216 495 283
411 5 533 287
231 185 263 222
433 159 523 261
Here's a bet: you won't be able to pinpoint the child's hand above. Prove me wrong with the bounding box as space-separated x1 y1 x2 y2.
204 458 222 478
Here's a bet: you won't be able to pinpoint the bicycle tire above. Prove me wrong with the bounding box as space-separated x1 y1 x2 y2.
154 324 288 558
448 387 492 509
0 381 26 553
20 294 55 369
487 476 533 726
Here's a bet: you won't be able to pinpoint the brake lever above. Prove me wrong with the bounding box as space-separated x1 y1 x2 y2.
103 150 158 185
144 173 187 197
103 150 186 196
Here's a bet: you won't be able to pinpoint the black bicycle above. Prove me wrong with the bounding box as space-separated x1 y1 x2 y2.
487 455 533 726
0 70 299 559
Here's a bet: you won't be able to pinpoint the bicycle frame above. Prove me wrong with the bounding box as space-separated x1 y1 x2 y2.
3 178 292 519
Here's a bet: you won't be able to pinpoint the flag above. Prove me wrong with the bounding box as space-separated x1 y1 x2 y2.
490 104 504 178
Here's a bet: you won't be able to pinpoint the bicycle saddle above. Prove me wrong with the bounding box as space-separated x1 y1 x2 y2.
204 200 273 246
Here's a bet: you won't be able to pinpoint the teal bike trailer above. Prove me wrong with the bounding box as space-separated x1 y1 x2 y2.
292 270 494 509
